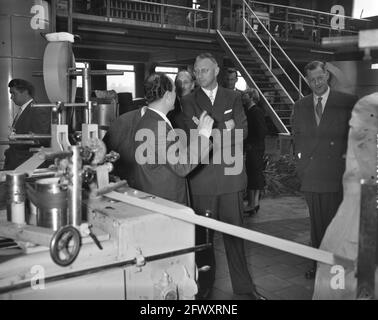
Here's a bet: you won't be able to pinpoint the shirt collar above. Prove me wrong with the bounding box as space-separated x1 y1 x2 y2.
201 84 218 99
148 107 173 129
313 86 330 107
20 99 33 112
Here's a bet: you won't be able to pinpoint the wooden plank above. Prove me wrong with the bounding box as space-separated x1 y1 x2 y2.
105 191 354 268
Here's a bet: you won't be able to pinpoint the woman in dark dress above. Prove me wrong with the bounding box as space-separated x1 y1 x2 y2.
242 88 268 215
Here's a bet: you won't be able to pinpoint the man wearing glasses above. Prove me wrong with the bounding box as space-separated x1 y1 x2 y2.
180 53 264 300
291 61 358 280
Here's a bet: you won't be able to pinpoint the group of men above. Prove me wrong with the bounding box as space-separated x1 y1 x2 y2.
3 55 358 299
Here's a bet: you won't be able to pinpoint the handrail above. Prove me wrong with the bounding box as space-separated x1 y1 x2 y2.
243 0 308 97
267 17 359 34
127 0 212 14
249 0 371 22
243 18 299 100
216 30 289 135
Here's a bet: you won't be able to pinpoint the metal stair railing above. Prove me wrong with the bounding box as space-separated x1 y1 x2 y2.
216 30 289 135
242 0 309 99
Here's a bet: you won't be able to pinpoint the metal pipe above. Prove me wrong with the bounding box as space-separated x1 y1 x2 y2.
68 146 82 227
0 243 211 295
32 103 89 108
8 134 51 140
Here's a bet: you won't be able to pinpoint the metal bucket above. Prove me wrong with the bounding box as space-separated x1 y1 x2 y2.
35 177 67 231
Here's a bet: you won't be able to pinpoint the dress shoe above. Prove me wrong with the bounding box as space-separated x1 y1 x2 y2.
305 268 316 279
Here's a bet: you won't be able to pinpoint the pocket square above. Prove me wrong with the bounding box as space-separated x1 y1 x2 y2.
192 116 199 125
224 109 233 114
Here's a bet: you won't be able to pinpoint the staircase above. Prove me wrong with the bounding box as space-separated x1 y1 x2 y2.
216 1 309 135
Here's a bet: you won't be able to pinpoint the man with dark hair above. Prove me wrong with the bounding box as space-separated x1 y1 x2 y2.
292 61 358 279
4 79 51 170
223 67 239 91
181 53 264 300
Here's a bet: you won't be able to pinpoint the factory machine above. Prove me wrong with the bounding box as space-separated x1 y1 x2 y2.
0 34 199 300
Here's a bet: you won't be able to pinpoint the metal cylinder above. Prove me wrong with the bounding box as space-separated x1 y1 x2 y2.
35 177 67 231
68 146 82 227
6 173 26 224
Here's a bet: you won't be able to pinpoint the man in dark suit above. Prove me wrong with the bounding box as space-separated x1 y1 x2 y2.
4 79 51 170
291 61 358 279
180 53 263 300
102 106 147 188
133 73 213 205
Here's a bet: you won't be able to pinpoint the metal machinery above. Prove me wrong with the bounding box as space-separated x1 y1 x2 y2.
0 34 199 300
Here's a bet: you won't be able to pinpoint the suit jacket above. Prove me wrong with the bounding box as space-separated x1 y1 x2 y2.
102 108 144 187
180 86 248 195
292 90 358 192
133 108 211 205
4 101 51 170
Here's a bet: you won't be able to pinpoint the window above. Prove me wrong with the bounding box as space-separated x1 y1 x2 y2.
155 66 179 83
353 0 378 18
235 71 247 91
75 62 88 88
106 64 135 98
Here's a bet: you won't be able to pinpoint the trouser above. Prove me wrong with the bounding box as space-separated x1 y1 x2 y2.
304 190 343 272
191 191 256 295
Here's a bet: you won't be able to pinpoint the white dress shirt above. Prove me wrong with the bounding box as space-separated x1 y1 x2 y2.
148 107 173 129
201 84 218 105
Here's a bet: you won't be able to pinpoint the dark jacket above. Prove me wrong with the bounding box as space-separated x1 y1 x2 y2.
133 108 211 205
103 108 144 187
292 90 358 192
180 86 248 195
4 101 51 170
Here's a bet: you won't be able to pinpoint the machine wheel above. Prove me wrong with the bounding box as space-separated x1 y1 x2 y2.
50 225 81 267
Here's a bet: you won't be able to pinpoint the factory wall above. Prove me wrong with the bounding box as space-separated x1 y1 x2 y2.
0 0 51 167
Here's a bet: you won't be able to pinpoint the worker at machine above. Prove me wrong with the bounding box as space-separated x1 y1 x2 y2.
3 79 51 170
133 72 214 205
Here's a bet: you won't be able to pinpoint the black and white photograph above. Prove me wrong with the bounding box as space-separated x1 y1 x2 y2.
0 0 377 307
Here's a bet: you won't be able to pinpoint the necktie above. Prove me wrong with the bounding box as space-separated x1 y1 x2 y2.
315 97 323 125
209 90 214 105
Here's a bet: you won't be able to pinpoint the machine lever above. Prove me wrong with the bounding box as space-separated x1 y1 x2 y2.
88 225 103 250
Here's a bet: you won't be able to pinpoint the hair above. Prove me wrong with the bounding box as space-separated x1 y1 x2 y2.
304 61 327 75
175 69 195 86
8 78 35 97
144 73 173 103
195 52 218 66
225 67 238 78
243 88 260 103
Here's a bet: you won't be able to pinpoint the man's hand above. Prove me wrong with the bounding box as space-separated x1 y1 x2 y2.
198 111 214 138
225 119 235 130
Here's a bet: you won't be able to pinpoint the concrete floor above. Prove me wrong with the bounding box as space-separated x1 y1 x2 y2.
209 195 315 300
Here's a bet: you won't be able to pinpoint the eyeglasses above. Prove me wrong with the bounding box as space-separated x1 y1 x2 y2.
194 68 210 76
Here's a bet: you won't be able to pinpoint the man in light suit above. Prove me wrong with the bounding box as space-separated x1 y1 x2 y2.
4 79 51 170
180 53 264 300
292 61 358 279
